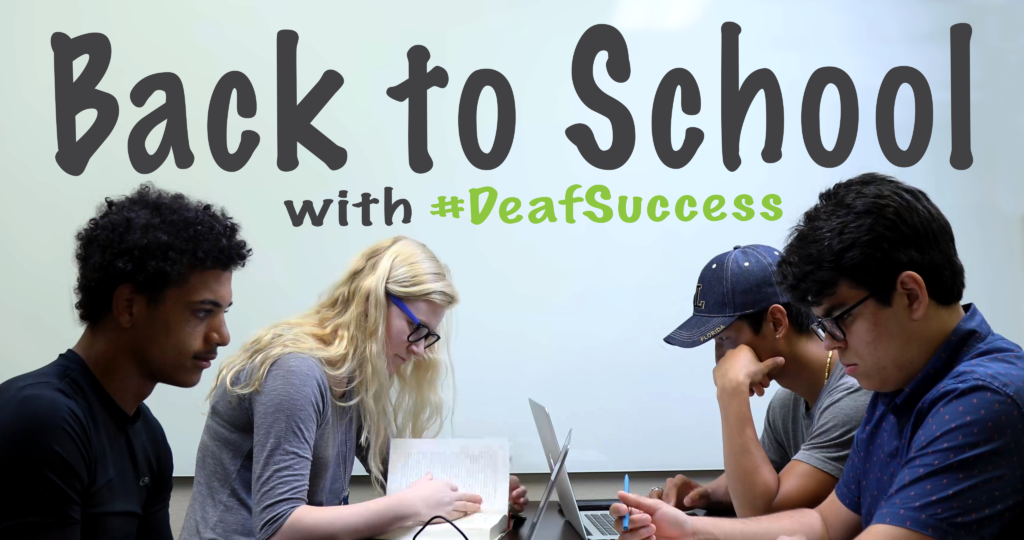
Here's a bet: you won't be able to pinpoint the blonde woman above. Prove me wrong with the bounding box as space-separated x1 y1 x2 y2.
180 236 527 540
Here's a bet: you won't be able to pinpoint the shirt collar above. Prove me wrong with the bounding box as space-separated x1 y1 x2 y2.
887 303 990 421
60 349 144 427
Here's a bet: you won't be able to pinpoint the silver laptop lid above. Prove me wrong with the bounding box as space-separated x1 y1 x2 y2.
523 429 571 540
529 398 590 539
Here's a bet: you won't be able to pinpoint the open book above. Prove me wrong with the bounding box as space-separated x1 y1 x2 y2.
378 438 510 540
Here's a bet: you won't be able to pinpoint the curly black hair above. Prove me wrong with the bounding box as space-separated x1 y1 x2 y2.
73 183 253 325
776 173 965 308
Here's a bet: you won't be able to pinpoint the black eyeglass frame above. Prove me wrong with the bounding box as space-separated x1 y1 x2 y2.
388 294 441 349
811 294 871 342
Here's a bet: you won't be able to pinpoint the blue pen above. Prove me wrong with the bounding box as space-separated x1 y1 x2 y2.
623 474 630 531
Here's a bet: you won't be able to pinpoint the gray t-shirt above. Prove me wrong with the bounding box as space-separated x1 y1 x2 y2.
759 360 872 478
180 353 379 540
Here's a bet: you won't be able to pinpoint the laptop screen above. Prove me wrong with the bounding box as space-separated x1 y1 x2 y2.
523 429 571 540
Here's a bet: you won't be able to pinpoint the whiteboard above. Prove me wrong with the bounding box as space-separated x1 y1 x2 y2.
1 0 1022 477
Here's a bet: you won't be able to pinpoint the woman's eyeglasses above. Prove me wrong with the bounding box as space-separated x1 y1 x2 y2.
810 294 871 342
389 294 441 349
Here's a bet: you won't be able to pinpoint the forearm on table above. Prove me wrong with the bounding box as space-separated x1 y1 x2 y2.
270 493 417 540
690 507 829 540
717 384 783 518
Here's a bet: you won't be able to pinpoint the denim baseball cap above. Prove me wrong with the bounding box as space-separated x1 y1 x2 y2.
664 244 790 348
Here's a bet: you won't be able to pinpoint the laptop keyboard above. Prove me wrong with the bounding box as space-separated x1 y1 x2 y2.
585 513 617 537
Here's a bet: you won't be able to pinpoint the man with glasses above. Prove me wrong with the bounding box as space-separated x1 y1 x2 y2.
653 245 871 518
611 173 1024 540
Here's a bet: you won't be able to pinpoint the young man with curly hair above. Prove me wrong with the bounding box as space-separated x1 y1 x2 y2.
0 184 252 539
610 174 1024 540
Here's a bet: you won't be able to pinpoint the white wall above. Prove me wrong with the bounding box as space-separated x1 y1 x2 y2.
1 0 1022 476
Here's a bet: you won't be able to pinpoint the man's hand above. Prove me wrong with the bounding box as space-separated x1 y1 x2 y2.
713 344 785 397
651 474 711 510
611 491 694 540
508 475 528 513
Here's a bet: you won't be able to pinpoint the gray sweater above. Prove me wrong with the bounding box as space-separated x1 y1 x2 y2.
180 353 385 540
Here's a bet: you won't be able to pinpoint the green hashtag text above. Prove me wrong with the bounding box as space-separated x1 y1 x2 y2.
430 196 465 218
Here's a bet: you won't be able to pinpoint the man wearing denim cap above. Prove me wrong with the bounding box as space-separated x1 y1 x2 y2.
650 245 871 519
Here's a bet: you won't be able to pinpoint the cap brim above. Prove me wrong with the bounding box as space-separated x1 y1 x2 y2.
664 314 737 349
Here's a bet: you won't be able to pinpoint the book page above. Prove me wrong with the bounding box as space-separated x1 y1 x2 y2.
386 438 510 513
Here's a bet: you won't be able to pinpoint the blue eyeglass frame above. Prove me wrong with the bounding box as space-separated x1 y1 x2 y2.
388 294 441 349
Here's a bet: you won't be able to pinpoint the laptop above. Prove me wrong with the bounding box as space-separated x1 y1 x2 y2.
522 428 571 540
528 399 620 539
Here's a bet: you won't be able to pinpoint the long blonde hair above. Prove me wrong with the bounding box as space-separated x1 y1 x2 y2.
211 236 458 491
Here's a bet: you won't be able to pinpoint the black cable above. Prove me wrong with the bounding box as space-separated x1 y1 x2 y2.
413 515 468 540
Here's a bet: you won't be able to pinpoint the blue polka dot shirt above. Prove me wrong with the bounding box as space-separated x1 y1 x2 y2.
835 304 1024 539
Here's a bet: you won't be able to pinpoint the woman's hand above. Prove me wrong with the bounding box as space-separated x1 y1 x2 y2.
401 473 484 524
